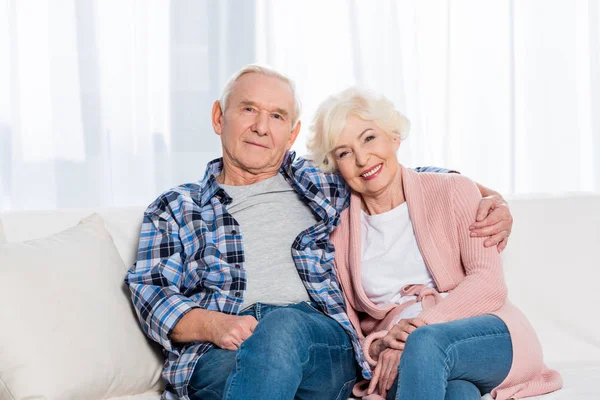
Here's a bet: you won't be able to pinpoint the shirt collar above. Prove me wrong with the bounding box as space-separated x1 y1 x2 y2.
199 151 297 207
199 158 229 207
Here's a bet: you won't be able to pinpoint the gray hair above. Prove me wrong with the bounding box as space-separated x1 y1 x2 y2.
219 64 301 128
307 87 410 172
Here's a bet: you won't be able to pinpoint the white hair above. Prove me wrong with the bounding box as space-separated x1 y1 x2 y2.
307 87 410 172
219 64 301 128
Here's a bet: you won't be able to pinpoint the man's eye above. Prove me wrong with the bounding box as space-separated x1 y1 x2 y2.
272 114 282 120
244 107 254 112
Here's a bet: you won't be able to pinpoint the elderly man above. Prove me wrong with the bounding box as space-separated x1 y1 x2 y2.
125 65 512 400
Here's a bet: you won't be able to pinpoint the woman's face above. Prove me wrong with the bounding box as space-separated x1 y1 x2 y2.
332 115 400 197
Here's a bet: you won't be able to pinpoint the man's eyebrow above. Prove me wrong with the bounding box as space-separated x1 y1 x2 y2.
273 108 289 117
238 100 289 117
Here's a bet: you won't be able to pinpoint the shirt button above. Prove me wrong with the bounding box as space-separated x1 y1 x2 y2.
235 291 242 298
234 264 241 269
231 230 237 235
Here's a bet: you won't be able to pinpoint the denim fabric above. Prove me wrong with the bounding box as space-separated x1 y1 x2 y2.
189 301 359 400
389 314 513 400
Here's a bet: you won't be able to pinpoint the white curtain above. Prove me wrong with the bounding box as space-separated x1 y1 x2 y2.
0 0 254 210
258 0 600 195
1 0 599 211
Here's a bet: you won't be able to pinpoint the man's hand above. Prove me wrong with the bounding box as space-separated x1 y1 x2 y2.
368 348 402 398
209 313 258 350
169 308 258 350
381 318 426 350
470 194 512 252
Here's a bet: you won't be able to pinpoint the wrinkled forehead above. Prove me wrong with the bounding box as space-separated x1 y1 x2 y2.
230 73 295 112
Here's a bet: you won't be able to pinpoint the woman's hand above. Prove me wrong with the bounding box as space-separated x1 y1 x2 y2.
382 318 426 350
368 348 403 398
369 338 386 360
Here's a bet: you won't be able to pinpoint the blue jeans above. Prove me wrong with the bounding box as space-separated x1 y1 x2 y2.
387 314 513 400
188 301 359 400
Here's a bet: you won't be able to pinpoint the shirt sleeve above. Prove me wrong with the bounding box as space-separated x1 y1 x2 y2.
293 157 351 213
323 172 351 213
125 210 200 354
412 166 459 174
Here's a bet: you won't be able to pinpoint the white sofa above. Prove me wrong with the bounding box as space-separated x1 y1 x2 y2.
0 194 599 400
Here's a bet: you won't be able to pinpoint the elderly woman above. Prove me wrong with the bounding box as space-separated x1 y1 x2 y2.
307 88 562 400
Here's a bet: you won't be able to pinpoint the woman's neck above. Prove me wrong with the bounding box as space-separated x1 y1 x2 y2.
361 167 405 215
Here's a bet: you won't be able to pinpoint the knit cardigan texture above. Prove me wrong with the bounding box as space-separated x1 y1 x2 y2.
330 165 562 399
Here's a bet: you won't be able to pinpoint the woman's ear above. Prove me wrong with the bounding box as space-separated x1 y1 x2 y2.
392 133 401 151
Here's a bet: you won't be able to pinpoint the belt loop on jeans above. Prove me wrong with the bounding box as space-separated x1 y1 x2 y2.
255 302 262 321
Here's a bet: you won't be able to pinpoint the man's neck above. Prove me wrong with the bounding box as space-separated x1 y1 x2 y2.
217 163 279 186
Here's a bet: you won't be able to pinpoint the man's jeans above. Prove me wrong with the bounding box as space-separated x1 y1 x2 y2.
188 301 359 400
389 314 513 400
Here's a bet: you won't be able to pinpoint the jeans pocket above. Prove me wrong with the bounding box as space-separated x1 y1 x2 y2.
334 378 357 400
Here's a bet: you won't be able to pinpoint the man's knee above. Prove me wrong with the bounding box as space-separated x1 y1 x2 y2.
253 308 308 345
239 308 312 367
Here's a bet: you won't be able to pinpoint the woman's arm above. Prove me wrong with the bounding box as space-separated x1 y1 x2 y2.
417 175 508 325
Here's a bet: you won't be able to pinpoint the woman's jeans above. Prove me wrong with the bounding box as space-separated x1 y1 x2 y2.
389 314 513 400
188 301 359 400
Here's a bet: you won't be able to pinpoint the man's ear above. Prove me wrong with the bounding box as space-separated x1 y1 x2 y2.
286 120 302 150
212 100 224 136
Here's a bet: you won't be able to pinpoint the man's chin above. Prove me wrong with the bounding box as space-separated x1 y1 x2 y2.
239 160 274 173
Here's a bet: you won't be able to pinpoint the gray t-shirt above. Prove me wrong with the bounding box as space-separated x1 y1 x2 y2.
221 174 317 308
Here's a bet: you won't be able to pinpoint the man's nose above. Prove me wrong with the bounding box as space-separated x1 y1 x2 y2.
252 112 269 136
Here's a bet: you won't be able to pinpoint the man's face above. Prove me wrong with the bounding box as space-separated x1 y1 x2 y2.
213 73 300 175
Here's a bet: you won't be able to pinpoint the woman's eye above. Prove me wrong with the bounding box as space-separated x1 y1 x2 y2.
365 134 376 143
338 151 349 159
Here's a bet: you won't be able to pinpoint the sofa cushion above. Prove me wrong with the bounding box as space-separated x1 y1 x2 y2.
106 393 162 400
0 207 146 268
0 214 163 400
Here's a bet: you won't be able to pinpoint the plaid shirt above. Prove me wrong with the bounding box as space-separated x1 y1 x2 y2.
125 151 450 399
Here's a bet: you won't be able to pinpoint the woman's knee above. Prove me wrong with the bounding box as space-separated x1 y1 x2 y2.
403 324 448 356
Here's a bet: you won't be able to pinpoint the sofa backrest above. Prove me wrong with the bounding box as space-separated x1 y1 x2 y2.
1 193 599 368
0 206 145 268
501 193 600 366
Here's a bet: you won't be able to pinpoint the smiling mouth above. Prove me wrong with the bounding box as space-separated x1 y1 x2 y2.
360 163 383 179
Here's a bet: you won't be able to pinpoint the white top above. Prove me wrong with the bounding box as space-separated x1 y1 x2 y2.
361 202 445 321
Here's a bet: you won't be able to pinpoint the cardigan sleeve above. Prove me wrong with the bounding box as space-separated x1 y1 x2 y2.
417 175 508 324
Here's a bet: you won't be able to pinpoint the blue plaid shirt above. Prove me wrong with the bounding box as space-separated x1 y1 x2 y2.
125 151 450 399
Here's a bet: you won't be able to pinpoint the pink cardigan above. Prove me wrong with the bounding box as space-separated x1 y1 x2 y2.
330 165 562 400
